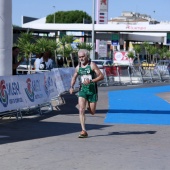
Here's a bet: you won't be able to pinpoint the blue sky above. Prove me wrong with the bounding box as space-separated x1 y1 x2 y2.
12 0 170 26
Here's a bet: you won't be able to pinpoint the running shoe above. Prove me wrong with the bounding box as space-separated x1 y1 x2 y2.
78 130 88 138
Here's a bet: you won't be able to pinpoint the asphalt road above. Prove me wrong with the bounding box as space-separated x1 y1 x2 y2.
0 82 170 170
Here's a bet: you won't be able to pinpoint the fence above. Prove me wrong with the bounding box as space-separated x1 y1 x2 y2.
1 65 170 120
98 64 170 86
0 68 79 120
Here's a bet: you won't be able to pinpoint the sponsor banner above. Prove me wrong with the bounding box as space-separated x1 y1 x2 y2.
52 68 65 95
58 67 79 92
0 68 77 113
0 76 25 112
19 74 47 108
113 51 133 65
43 71 59 100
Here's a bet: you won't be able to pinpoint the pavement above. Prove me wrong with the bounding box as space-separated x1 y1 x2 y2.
0 82 170 170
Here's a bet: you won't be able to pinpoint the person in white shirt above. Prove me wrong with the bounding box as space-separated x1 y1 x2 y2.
39 51 53 70
34 53 43 71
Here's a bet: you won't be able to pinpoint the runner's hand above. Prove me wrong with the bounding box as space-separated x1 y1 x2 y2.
70 87 74 94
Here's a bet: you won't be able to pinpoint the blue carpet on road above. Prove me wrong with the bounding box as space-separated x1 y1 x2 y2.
104 85 170 125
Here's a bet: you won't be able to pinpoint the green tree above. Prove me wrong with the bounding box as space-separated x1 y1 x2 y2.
16 32 36 71
59 35 74 67
76 42 93 52
35 38 51 53
147 45 157 63
46 10 92 23
48 39 60 67
166 51 170 60
158 46 168 59
127 51 135 65
142 41 150 63
133 44 142 65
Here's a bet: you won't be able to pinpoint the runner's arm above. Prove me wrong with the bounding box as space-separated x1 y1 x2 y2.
70 66 79 94
91 62 104 83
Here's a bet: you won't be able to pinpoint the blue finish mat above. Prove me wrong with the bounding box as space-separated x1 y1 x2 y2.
104 85 170 125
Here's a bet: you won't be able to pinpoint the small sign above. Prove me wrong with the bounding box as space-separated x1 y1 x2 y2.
167 33 170 45
111 34 119 45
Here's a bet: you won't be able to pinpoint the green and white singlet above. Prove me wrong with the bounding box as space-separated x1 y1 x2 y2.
78 64 98 96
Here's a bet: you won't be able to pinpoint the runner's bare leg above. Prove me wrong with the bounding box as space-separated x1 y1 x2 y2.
78 97 87 131
87 102 97 115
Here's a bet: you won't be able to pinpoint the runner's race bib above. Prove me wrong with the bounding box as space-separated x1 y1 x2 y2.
81 74 92 83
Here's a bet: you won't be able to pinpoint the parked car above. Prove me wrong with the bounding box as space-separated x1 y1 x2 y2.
98 57 111 60
92 60 113 69
17 57 36 69
17 57 36 74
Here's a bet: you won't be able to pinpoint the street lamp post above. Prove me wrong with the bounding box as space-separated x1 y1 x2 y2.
91 0 95 60
53 6 55 23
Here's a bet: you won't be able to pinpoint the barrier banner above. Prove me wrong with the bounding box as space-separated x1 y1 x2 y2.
18 74 48 108
52 68 65 95
57 68 79 92
43 71 59 100
0 67 77 112
0 75 25 112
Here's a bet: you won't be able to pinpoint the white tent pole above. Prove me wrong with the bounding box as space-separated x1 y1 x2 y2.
0 0 12 76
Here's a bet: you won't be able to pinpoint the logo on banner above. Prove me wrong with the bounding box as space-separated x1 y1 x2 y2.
53 77 58 89
0 80 8 107
25 78 34 102
44 75 54 96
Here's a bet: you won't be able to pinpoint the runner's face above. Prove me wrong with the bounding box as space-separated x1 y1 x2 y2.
78 52 88 64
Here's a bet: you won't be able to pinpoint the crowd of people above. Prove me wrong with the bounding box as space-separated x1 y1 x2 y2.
12 46 58 75
34 51 56 72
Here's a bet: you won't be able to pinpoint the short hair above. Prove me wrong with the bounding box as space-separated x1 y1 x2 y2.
12 46 19 51
78 49 89 57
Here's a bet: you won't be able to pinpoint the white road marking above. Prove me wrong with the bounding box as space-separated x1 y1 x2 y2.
0 135 9 138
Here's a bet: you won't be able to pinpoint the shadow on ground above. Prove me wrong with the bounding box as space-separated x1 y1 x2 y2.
0 92 110 145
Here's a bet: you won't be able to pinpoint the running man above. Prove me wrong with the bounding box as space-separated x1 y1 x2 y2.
70 49 104 138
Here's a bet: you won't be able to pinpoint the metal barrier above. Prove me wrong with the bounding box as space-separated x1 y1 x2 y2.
98 64 170 86
0 95 66 121
17 69 50 74
0 110 22 120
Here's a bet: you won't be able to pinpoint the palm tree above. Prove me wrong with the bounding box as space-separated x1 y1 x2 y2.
147 45 157 63
166 51 170 60
47 39 60 67
59 35 74 66
35 37 51 53
16 32 36 71
158 46 168 60
127 51 135 65
142 41 150 63
76 42 93 52
133 44 142 65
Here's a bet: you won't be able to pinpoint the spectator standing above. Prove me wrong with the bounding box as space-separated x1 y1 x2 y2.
12 46 24 75
39 51 53 70
34 53 43 71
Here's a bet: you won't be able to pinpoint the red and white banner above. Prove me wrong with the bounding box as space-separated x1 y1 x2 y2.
113 51 133 65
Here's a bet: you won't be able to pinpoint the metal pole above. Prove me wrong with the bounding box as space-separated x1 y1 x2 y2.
91 0 95 60
53 6 55 23
0 0 12 75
